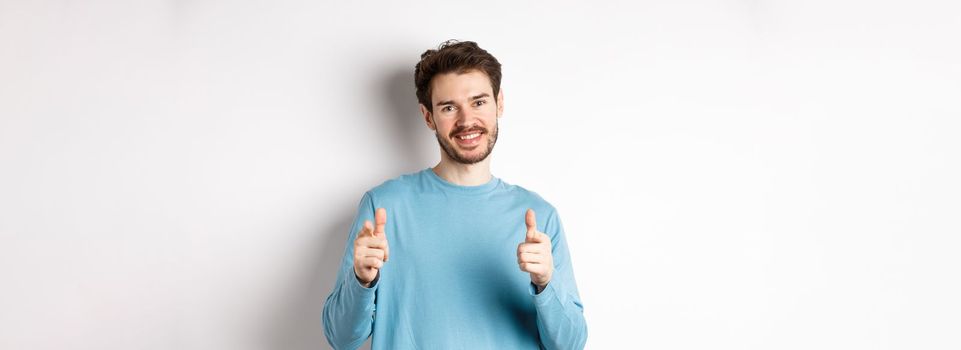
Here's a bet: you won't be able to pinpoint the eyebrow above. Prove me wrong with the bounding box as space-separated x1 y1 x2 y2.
435 93 491 107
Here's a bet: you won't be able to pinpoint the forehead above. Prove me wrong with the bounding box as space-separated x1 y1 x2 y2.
430 70 493 104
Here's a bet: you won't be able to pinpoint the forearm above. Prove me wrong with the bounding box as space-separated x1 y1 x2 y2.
531 282 588 350
322 271 378 349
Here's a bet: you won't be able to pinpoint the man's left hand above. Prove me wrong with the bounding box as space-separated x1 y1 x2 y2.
517 208 553 288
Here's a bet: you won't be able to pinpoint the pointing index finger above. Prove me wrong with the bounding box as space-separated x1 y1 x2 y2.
361 220 374 237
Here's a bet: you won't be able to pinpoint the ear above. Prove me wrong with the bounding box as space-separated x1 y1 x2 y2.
419 103 435 131
496 89 505 118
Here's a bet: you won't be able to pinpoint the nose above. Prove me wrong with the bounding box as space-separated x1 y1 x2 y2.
454 105 478 126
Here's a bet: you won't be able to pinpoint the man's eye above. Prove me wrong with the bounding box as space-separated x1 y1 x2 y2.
475 100 486 106
442 106 455 112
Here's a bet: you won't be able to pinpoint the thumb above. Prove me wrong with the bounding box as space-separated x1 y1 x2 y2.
525 209 537 242
374 208 387 238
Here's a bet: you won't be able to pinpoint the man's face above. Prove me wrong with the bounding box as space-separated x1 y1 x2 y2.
420 70 504 165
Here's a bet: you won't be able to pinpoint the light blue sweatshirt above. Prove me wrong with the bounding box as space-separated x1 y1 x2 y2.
322 168 587 349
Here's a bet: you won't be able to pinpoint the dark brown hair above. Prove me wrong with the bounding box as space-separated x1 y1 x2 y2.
414 40 502 111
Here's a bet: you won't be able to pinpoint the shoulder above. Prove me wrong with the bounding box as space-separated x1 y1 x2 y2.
365 169 424 202
500 179 559 216
500 180 568 236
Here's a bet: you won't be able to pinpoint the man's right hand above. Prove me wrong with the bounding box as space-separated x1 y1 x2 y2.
353 208 389 287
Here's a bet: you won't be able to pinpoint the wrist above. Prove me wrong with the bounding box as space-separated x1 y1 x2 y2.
533 281 548 294
355 270 380 288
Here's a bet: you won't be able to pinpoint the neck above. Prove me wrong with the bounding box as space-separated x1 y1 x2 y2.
432 154 492 186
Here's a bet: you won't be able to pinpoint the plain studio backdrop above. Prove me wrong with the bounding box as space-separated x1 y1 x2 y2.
1 0 959 349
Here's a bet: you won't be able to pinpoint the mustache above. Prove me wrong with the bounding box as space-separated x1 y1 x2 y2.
449 126 487 138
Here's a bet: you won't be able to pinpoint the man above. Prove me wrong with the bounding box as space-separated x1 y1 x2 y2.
322 40 588 349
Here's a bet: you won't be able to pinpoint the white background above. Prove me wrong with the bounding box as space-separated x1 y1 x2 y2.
1 1 959 349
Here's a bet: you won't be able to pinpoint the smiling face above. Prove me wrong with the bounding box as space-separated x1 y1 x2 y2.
420 69 504 165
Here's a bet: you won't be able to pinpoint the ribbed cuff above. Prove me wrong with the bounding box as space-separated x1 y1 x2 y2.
530 281 555 300
352 271 380 292
530 281 565 317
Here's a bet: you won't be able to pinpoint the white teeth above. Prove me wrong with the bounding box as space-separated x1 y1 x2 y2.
458 133 480 140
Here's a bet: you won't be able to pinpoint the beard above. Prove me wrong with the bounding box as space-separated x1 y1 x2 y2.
434 120 499 165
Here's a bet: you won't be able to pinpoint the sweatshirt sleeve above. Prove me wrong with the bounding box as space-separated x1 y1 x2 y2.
322 191 379 350
529 208 588 350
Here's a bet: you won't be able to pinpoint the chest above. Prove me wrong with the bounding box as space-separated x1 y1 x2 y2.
382 193 530 280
